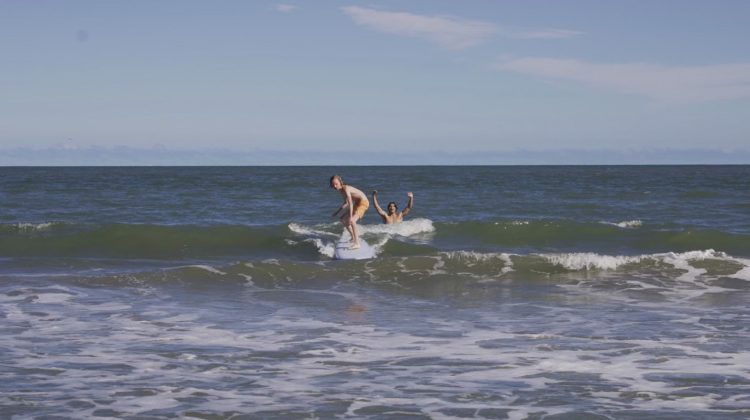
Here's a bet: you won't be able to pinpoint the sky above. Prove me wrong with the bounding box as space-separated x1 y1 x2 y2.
1 0 749 164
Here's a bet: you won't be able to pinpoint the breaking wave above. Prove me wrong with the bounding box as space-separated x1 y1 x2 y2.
1 219 748 260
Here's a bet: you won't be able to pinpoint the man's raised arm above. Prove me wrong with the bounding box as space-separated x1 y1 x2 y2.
401 192 414 217
371 190 387 218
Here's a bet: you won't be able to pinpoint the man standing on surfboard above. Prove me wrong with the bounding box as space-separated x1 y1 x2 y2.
330 175 369 249
372 190 414 224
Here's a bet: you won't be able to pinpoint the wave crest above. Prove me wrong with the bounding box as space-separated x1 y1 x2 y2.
600 220 643 228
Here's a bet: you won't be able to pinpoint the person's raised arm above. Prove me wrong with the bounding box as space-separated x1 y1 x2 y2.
371 190 387 218
401 192 414 217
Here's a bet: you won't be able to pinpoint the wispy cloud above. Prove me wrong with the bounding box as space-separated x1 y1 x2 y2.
342 6 498 50
341 7 581 49
496 57 750 104
275 4 298 13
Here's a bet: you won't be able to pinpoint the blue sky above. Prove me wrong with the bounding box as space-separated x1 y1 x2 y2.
1 1 749 164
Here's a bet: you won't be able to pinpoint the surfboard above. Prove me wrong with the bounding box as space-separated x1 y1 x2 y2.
334 238 375 260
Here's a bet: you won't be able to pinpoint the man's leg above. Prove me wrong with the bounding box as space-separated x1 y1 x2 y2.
341 215 355 243
349 215 361 249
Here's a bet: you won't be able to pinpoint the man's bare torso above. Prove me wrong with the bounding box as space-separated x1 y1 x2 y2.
381 213 403 224
340 185 366 204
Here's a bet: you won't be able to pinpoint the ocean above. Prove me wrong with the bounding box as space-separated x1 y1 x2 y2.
1 165 749 419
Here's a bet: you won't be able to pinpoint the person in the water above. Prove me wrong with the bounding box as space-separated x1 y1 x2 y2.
330 175 369 249
372 190 413 224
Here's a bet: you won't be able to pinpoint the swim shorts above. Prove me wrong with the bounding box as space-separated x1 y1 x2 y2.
353 197 369 219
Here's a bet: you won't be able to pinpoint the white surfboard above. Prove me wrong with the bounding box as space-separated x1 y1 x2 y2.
334 238 376 260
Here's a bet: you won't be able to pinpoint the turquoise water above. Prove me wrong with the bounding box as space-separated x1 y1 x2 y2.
1 166 749 418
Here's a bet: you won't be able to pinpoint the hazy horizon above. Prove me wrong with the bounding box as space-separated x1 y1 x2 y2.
2 145 749 166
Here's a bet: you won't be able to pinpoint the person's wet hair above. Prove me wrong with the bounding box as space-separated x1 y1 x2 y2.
330 174 343 188
388 202 397 210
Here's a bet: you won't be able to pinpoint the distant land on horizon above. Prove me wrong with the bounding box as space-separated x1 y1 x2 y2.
1 146 749 166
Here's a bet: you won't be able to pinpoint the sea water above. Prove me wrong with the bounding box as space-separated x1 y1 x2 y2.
1 166 748 419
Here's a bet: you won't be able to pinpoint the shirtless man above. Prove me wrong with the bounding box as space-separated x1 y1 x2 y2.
372 190 413 224
330 175 369 249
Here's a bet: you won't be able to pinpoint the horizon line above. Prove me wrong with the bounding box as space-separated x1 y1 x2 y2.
2 146 749 166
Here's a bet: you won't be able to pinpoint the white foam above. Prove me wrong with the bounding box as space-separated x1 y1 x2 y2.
287 222 338 238
441 251 514 274
300 219 435 258
547 249 750 302
494 220 530 226
732 265 750 281
237 273 255 285
544 252 644 270
358 218 435 236
354 219 434 258
3 290 748 419
730 257 750 281
665 249 726 260
13 222 57 231
661 252 708 283
290 219 434 259
306 237 335 258
290 222 360 258
170 264 227 275
600 219 643 228
366 234 390 257
543 249 739 274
